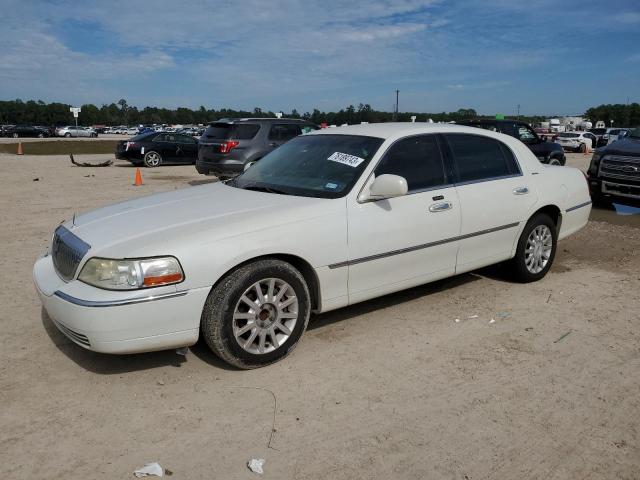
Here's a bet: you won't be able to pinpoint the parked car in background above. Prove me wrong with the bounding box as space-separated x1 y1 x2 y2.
556 131 596 153
197 118 319 178
457 119 566 165
3 124 50 138
606 128 631 145
115 131 199 167
34 123 591 368
55 126 98 138
587 127 640 205
588 127 608 147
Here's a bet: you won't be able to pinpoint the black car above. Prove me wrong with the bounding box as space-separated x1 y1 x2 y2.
588 128 609 148
115 131 199 167
3 124 50 138
587 127 640 205
458 119 566 165
196 118 319 178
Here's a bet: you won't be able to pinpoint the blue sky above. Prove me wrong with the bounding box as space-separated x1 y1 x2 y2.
1 0 639 115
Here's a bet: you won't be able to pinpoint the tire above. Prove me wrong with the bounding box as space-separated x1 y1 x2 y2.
143 151 162 167
37 133 44 138
64 132 71 138
12 133 18 138
510 213 557 283
200 259 311 369
579 143 586 153
548 157 562 166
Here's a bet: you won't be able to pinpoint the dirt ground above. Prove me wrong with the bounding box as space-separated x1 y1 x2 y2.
1 152 639 480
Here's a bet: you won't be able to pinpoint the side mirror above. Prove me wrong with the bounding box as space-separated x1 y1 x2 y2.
360 174 408 202
243 161 255 172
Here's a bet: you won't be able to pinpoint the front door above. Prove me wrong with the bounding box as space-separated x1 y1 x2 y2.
346 134 461 304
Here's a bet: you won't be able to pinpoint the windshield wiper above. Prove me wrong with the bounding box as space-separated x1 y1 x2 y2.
242 185 290 195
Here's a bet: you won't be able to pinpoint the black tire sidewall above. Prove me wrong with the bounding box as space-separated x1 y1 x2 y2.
202 260 310 368
513 213 557 282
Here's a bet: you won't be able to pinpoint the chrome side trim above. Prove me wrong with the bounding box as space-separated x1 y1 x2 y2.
328 222 520 269
566 201 592 213
54 290 189 307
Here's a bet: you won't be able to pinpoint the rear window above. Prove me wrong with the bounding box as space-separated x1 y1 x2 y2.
558 133 579 138
129 132 156 142
203 123 260 140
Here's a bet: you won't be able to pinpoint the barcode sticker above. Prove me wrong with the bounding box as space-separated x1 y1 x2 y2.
328 151 365 168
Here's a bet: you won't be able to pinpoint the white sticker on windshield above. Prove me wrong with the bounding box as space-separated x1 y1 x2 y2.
328 151 365 168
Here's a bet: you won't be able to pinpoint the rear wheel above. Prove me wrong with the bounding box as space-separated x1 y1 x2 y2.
64 132 71 138
548 157 562 166
200 259 311 369
143 151 162 167
510 213 557 282
12 133 18 138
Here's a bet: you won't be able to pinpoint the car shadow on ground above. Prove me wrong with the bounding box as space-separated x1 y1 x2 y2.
40 267 513 374
307 270 493 331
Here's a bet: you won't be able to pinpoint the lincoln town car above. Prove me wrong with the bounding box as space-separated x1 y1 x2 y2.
34 123 591 368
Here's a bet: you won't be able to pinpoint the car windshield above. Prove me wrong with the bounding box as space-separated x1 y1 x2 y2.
232 134 384 199
628 128 640 139
558 133 579 138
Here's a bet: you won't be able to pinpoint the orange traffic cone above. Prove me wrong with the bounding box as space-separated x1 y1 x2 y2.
134 167 143 186
17 142 23 155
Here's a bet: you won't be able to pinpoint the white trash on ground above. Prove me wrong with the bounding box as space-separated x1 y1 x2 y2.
134 462 164 477
248 458 265 474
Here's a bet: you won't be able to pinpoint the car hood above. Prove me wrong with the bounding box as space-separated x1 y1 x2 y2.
66 182 330 258
603 137 640 156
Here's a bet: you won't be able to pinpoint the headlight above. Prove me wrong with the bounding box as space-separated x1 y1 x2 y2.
78 257 184 290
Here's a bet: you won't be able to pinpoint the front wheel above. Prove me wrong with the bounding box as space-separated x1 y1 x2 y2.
200 259 311 369
64 132 71 138
579 143 586 153
143 151 162 167
12 133 18 138
548 157 562 166
510 213 557 282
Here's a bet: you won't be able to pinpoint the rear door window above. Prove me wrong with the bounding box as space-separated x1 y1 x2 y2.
374 134 447 193
268 124 302 141
203 123 260 140
445 134 520 183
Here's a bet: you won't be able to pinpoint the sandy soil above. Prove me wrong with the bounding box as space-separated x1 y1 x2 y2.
1 153 638 479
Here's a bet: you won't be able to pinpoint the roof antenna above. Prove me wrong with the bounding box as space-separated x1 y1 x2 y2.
72 212 76 227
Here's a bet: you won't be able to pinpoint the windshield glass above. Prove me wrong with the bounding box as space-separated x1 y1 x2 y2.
629 128 640 139
233 134 384 198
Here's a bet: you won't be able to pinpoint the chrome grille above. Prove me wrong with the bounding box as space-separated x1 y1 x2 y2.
51 225 91 281
599 155 640 182
52 319 91 347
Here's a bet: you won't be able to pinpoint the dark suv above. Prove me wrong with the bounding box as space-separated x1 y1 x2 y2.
587 127 640 205
196 118 318 178
458 119 566 165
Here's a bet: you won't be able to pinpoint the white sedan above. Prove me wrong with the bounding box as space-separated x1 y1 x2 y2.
556 131 595 153
34 123 591 368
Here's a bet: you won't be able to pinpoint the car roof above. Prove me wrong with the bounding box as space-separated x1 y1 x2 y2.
308 122 523 141
210 118 312 124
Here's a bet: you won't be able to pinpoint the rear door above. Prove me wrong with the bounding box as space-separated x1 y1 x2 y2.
151 133 179 162
443 133 538 272
346 134 461 303
175 134 199 163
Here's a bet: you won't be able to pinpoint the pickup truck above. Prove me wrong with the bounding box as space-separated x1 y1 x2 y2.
588 127 640 204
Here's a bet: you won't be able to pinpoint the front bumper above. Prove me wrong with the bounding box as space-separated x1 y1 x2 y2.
33 254 208 354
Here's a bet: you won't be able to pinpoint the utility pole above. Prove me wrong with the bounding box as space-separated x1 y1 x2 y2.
517 104 520 120
393 90 399 121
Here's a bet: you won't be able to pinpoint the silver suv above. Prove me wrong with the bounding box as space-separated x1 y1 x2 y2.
196 118 318 178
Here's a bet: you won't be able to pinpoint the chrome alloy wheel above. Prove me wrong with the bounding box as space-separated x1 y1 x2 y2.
145 152 161 167
525 225 553 274
232 278 299 354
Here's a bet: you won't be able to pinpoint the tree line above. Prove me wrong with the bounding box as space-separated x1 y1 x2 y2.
7 98 638 127
584 103 640 128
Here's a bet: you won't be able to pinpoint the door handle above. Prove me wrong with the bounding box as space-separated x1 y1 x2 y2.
513 186 529 195
429 201 453 213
